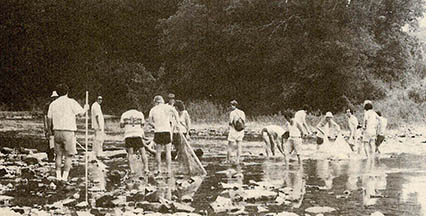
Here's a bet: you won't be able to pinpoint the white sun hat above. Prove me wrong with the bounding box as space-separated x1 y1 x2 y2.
51 91 58 97
325 112 333 118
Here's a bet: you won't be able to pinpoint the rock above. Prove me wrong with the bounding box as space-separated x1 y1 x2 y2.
210 196 237 213
0 147 14 154
31 209 50 216
76 211 94 216
371 211 385 216
0 208 21 216
104 150 127 159
241 188 277 202
23 153 47 165
257 206 268 213
136 201 169 213
221 182 240 189
0 168 9 177
172 201 195 213
276 212 299 216
76 201 88 208
96 195 115 208
305 206 336 214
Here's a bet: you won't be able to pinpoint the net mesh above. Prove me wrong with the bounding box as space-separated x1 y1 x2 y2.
175 133 207 176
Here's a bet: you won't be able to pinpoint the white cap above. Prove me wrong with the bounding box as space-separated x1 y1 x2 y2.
325 112 333 118
51 91 58 97
363 100 372 106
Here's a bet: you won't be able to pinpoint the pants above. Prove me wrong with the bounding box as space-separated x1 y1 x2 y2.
93 130 105 156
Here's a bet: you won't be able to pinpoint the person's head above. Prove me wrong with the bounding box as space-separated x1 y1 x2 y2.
364 103 373 111
153 95 165 105
325 112 333 121
50 91 58 100
97 96 103 105
346 108 353 117
175 100 185 112
284 111 295 122
56 83 69 96
376 111 382 117
167 93 175 105
230 100 238 110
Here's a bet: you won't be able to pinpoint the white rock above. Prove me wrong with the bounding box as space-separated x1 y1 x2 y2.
305 206 336 214
0 208 21 216
257 205 268 213
276 212 299 216
371 211 385 216
210 196 236 213
76 211 94 216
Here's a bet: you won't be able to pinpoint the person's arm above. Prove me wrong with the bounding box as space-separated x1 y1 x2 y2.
331 119 341 135
74 100 89 117
302 114 311 134
316 118 326 135
47 104 53 136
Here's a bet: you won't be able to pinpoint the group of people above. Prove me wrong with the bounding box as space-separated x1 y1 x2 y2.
43 83 387 182
258 100 388 165
44 83 192 182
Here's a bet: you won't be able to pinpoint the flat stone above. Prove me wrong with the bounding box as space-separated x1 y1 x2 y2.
172 201 195 213
305 206 336 214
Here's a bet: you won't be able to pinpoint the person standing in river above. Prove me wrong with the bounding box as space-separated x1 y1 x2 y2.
227 100 246 164
91 95 105 159
48 84 89 182
362 103 380 158
148 95 179 176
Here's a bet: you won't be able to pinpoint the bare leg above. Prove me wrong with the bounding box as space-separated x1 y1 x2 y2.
140 147 149 173
369 139 376 158
363 141 370 158
127 148 135 173
63 154 73 181
55 150 63 180
262 132 271 158
165 143 172 174
156 143 162 173
236 140 242 163
227 141 233 162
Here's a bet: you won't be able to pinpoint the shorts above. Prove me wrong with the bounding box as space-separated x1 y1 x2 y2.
363 131 376 142
54 130 77 155
287 137 301 154
125 137 144 151
154 132 171 145
228 128 244 142
376 135 385 147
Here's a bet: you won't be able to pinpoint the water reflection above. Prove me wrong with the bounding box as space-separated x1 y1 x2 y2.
283 165 305 208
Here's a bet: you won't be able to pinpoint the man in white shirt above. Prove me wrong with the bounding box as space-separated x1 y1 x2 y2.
148 95 179 175
294 105 312 136
261 125 287 158
363 103 380 158
284 111 304 166
375 111 387 153
48 84 89 181
91 96 105 158
227 100 246 163
120 104 148 175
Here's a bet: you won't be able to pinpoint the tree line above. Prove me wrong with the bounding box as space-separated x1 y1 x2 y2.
1 0 425 115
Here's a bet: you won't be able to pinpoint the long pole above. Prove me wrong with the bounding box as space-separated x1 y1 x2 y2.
85 91 89 204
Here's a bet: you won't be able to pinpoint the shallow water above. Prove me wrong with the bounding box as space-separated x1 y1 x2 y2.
0 132 426 215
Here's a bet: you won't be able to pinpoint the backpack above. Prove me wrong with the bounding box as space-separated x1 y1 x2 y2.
234 117 245 131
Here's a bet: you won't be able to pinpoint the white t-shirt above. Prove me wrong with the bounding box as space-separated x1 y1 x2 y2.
91 102 104 130
348 115 358 132
265 125 286 137
295 110 309 134
378 116 387 135
364 110 379 135
287 120 301 137
120 109 145 138
229 108 246 131
47 95 84 131
149 104 176 133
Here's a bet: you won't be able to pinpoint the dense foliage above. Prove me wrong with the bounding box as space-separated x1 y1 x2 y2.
1 0 425 115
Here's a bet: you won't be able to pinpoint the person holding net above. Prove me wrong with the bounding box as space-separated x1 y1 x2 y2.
172 100 191 160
